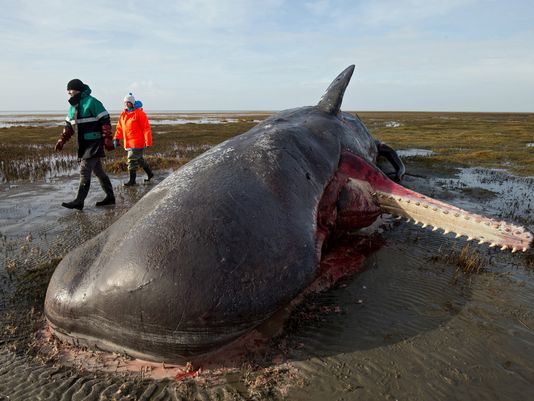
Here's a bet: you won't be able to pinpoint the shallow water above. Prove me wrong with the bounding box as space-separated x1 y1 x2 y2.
0 160 533 400
396 148 435 158
0 111 260 128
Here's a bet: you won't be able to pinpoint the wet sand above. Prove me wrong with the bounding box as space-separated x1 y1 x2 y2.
1 158 533 400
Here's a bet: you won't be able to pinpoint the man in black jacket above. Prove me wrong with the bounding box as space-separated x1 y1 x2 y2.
55 79 116 210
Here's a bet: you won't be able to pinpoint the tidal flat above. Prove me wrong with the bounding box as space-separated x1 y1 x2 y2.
0 111 533 400
1 111 533 182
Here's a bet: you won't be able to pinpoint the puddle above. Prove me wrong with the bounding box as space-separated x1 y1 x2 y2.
442 167 533 224
0 113 65 128
0 112 266 129
150 118 239 125
397 148 435 157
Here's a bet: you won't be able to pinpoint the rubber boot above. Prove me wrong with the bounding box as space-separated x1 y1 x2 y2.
141 162 154 182
62 181 90 210
123 170 137 186
95 176 116 206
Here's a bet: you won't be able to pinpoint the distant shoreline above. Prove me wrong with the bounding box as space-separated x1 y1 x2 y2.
1 110 533 115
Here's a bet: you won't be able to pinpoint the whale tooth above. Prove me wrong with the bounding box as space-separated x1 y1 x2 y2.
489 243 497 248
421 223 428 228
455 233 461 239
523 247 528 252
500 245 508 251
512 247 518 253
467 236 473 241
432 227 438 232
478 240 485 245
444 230 450 235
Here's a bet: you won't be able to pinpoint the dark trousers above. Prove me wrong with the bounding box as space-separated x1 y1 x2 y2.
80 157 108 183
75 157 114 201
126 148 151 172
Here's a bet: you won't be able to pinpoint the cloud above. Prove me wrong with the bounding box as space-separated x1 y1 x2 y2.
356 0 475 26
1 0 533 111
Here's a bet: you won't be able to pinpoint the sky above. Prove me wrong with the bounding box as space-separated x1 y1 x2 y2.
1 0 533 112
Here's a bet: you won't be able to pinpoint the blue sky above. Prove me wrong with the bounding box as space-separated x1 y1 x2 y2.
1 0 533 112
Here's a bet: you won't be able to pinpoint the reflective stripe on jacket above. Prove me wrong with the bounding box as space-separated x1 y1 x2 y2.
114 107 152 149
65 85 110 159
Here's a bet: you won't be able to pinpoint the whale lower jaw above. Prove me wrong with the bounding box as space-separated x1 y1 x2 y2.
338 152 532 253
375 189 532 253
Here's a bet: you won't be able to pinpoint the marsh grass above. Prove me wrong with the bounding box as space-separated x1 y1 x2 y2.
455 245 487 275
0 112 532 182
360 112 534 176
0 119 259 181
429 244 488 278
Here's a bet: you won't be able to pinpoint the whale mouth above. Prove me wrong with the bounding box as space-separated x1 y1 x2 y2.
374 189 532 253
330 152 532 253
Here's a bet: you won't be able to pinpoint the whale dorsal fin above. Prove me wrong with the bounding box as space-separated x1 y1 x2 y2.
317 65 355 114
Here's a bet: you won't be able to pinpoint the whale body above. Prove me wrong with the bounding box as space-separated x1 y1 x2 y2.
45 66 532 362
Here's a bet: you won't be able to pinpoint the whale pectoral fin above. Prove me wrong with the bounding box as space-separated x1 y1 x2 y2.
338 151 533 253
376 141 406 182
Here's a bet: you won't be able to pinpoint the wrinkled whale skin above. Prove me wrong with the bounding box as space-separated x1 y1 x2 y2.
45 68 382 359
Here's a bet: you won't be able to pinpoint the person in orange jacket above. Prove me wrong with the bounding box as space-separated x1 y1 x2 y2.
114 93 154 186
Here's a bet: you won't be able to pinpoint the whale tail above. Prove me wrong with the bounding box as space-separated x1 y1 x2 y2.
317 65 355 115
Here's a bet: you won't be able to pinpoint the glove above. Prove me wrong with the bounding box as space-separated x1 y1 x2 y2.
55 139 64 151
55 126 73 151
104 137 115 151
113 139 120 149
101 124 115 151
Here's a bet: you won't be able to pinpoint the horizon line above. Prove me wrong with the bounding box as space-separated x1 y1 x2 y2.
1 109 532 114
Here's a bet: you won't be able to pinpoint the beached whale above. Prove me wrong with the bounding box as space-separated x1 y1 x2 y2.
44 66 532 362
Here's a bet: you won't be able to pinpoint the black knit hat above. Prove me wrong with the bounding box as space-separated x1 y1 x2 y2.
67 79 85 91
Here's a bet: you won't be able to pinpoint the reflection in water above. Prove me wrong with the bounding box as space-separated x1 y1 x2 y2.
0 161 533 400
396 148 435 158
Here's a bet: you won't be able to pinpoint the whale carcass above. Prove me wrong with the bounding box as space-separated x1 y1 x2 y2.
44 66 533 362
